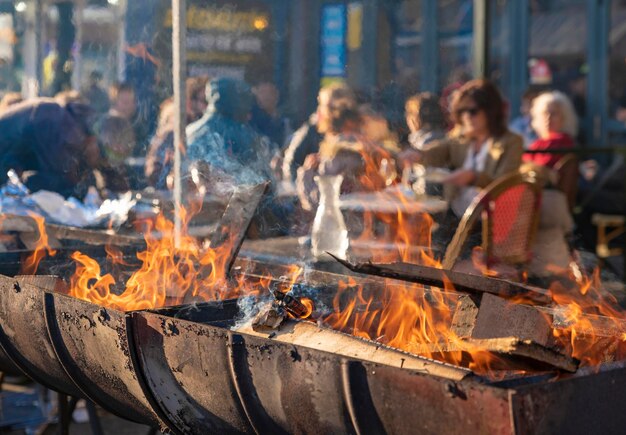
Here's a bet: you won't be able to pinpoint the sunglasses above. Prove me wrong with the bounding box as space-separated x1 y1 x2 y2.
457 106 481 116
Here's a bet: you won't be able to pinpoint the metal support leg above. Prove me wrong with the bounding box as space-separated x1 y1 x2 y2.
86 401 104 435
57 394 71 435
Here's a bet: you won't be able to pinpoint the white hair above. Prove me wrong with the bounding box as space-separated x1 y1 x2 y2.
530 91 578 138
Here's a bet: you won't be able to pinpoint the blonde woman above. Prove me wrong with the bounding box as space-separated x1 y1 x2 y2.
524 91 577 168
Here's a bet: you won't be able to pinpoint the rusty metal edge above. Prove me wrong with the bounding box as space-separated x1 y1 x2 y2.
125 313 185 435
43 292 124 418
42 292 156 426
340 359 385 435
0 276 55 387
226 332 288 435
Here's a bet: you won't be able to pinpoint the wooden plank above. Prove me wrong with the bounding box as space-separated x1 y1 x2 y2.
0 215 37 233
452 294 556 348
15 275 67 293
209 182 269 277
45 224 143 247
461 337 578 372
331 256 552 305
238 317 576 375
236 319 470 381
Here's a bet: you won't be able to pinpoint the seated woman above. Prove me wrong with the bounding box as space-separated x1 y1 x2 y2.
523 91 577 168
296 85 388 211
418 79 524 217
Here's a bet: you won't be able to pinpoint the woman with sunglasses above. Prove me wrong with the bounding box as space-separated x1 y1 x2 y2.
417 79 524 217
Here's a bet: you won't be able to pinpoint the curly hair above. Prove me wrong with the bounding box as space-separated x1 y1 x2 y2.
450 79 508 137
320 83 360 134
405 92 447 131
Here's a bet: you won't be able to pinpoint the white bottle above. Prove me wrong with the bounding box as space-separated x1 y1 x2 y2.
311 175 349 260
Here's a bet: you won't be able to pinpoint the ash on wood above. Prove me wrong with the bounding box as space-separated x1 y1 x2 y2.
237 319 470 381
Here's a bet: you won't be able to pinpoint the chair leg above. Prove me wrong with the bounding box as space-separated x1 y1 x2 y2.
86 401 104 435
57 394 73 435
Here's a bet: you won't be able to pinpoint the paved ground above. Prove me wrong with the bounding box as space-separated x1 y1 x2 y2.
0 378 157 435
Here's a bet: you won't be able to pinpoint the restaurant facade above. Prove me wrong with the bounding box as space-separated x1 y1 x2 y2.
4 0 626 147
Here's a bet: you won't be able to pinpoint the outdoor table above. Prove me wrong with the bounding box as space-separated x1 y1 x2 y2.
339 187 448 254
339 189 449 215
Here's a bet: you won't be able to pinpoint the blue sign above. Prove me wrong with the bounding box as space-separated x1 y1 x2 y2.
320 4 347 78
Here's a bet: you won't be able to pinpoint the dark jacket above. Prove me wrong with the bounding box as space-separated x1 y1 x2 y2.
0 98 93 196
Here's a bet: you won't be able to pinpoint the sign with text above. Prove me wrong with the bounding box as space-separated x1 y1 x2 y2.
161 2 272 81
320 4 347 79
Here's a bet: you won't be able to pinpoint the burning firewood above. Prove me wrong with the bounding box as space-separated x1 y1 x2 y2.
330 255 552 305
451 293 578 372
252 279 315 330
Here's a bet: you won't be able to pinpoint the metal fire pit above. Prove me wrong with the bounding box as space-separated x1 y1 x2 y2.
44 291 172 428
136 259 626 434
131 297 626 435
0 275 83 397
2 257 626 434
130 302 478 435
131 301 253 434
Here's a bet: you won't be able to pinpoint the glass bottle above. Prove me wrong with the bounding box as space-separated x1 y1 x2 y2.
311 174 349 260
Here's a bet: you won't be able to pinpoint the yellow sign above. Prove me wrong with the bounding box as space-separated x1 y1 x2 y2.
347 3 362 51
164 6 270 33
187 51 253 64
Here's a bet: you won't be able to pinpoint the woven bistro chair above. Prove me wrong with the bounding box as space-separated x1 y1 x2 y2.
553 153 579 211
442 171 543 276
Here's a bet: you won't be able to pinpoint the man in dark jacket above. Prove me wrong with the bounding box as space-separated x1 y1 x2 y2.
0 97 103 197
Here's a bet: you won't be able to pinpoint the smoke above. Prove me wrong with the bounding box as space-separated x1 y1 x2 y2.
186 131 272 187
232 293 272 330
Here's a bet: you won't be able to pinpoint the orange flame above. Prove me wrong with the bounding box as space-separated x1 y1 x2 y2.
21 213 57 275
321 261 626 375
321 276 511 375
67 209 304 311
548 267 626 366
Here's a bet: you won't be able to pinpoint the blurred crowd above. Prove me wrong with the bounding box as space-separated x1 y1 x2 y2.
0 71 621 255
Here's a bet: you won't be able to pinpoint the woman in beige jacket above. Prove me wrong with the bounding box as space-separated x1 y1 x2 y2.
401 79 524 216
